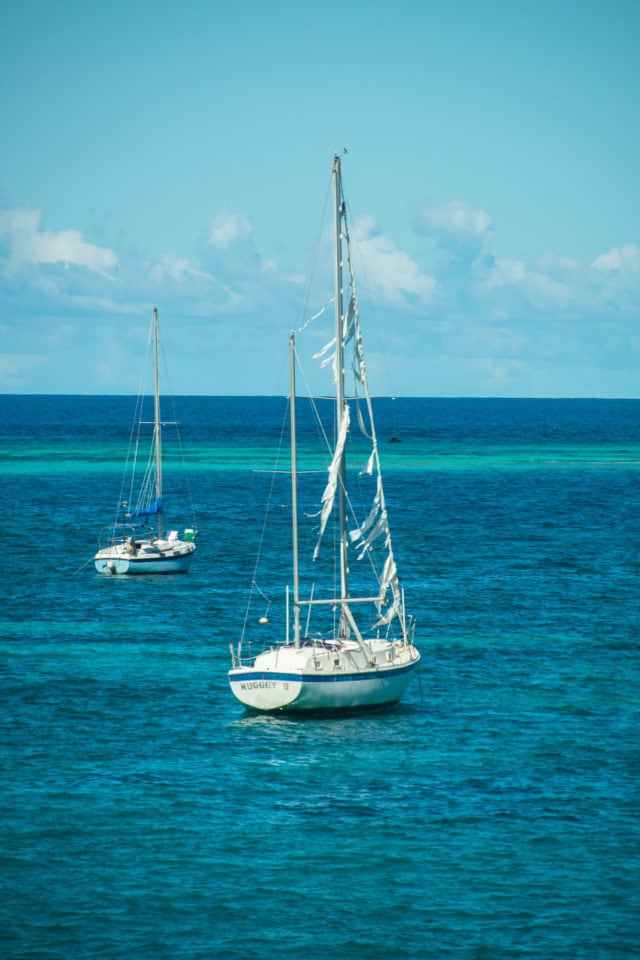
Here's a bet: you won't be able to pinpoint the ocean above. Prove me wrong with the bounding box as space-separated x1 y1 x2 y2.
1 395 638 959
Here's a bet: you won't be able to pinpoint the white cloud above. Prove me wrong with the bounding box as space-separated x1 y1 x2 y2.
477 245 640 319
353 214 435 307
150 254 214 284
410 200 495 295
208 211 253 249
480 256 574 310
416 200 493 240
592 243 640 273
0 208 117 275
481 257 527 289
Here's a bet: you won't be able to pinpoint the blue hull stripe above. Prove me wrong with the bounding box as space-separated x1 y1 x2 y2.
230 662 418 684
97 556 191 567
126 557 189 565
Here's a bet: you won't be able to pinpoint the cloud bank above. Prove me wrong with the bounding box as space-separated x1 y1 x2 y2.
0 208 118 275
0 196 638 396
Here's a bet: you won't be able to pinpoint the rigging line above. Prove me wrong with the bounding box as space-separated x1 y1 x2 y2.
159 337 199 529
342 197 399 410
293 173 333 337
239 395 290 643
295 349 335 462
252 581 272 605
70 557 95 577
252 580 272 620
121 326 155 517
111 354 148 531
342 234 399 573
271 339 291 397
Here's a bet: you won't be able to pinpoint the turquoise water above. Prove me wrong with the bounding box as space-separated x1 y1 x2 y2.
1 396 639 959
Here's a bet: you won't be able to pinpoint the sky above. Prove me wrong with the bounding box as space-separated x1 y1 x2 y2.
1 0 638 397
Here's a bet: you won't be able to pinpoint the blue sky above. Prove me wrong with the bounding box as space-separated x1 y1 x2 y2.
1 0 638 397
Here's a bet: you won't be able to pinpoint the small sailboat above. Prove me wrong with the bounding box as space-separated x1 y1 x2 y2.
229 154 420 712
94 308 197 575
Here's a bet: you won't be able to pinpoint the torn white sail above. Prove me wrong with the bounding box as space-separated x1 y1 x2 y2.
308 162 406 634
313 336 337 370
313 403 350 560
356 401 373 443
349 478 382 544
349 475 390 560
375 551 401 626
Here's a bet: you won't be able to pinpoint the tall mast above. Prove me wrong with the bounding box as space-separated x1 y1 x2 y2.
290 334 301 647
332 154 349 626
152 307 163 538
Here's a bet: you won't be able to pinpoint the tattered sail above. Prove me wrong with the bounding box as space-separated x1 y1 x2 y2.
313 404 350 560
310 171 401 628
228 153 419 713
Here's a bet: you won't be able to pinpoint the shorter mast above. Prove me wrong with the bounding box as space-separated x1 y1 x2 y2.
152 308 163 538
290 334 301 647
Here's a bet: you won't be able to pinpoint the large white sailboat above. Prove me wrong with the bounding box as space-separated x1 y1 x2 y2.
94 309 197 575
229 155 420 712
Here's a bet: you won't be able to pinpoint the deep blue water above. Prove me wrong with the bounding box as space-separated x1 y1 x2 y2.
1 395 639 959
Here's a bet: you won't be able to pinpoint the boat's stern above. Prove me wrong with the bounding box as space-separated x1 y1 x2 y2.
94 545 131 575
228 667 302 711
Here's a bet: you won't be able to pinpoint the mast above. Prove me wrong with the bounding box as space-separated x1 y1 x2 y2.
290 334 301 647
332 154 349 629
152 307 163 538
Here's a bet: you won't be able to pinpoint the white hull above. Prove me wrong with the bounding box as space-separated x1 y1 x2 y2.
229 639 420 712
94 537 195 575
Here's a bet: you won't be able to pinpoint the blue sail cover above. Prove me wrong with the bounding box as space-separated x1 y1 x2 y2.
129 497 163 518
